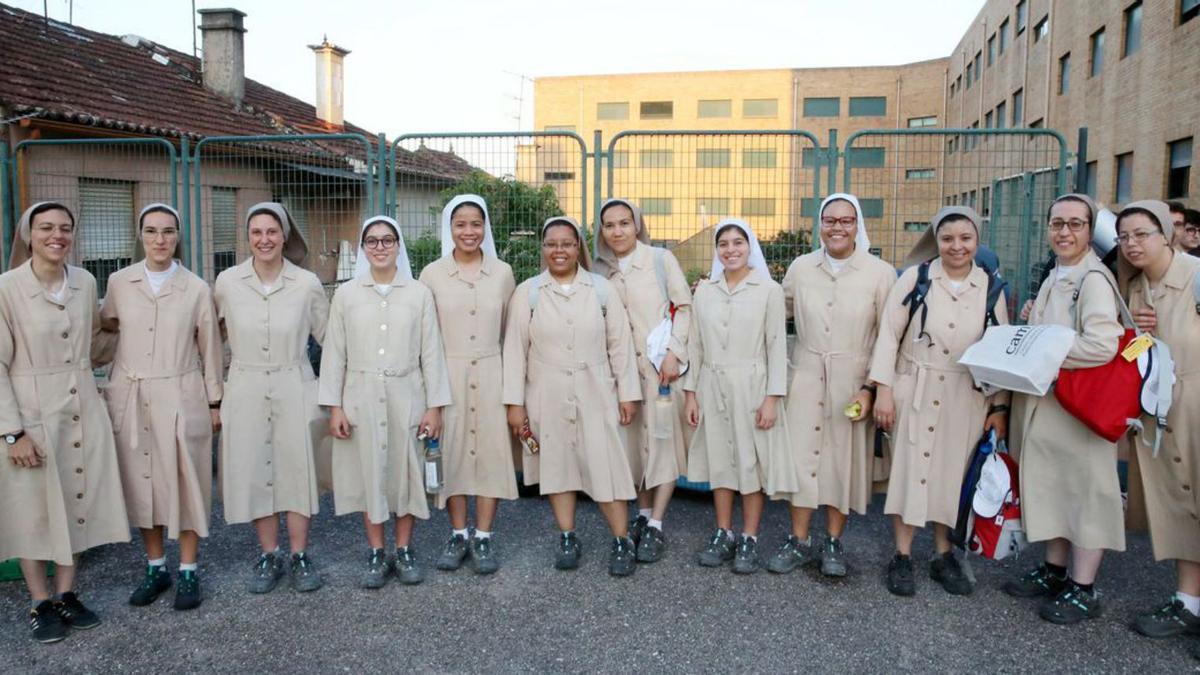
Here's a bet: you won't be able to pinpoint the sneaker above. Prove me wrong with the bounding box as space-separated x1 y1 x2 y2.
628 515 649 548
1039 582 1103 624
290 552 323 593
766 536 815 574
636 525 666 563
820 537 848 578
1003 564 1067 598
1133 598 1200 638
360 548 392 589
554 532 582 570
469 537 500 575
697 529 736 567
129 565 172 606
886 554 916 597
609 536 636 577
731 535 760 575
247 552 286 594
396 547 425 585
52 592 100 630
930 552 973 596
30 600 66 644
173 570 202 611
436 534 470 571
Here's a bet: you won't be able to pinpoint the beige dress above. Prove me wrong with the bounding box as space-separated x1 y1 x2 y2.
319 275 452 522
868 260 1009 528
1127 252 1200 561
97 262 223 538
684 273 796 495
419 255 518 508
0 262 130 565
783 248 896 514
1015 251 1126 550
502 269 641 501
214 258 329 524
601 242 693 489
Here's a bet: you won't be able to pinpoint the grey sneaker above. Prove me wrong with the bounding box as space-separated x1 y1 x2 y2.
886 554 916 597
820 536 848 577
469 537 500 575
609 536 637 577
436 534 470 571
1003 564 1067 598
395 547 425 585
247 552 286 594
731 535 760 575
697 529 736 567
766 535 815 574
1134 598 1200 638
1039 582 1102 624
290 552 323 592
628 515 649 548
554 532 582 570
930 552 973 595
636 525 666 563
360 548 392 589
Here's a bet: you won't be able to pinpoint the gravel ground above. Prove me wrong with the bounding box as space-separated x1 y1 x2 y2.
1 489 1195 673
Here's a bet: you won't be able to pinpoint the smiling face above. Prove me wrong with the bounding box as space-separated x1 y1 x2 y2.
600 203 638 258
362 222 400 274
450 203 486 255
1182 215 1200 250
542 222 580 275
819 199 858 259
141 210 179 268
248 212 285 264
936 217 978 273
29 207 74 266
716 225 750 274
1116 211 1169 270
1046 199 1092 266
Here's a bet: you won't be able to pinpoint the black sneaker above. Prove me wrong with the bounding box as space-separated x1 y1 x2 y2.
469 537 500 575
1003 564 1067 598
1039 582 1103 624
436 533 470 571
636 525 666 563
731 535 760 575
396 547 424 585
886 554 916 597
290 552 323 592
52 592 100 630
697 529 736 567
1134 598 1200 638
30 600 67 644
173 570 202 611
248 551 286 594
609 536 636 577
766 535 815 574
628 515 649 548
554 532 581 570
129 565 172 606
930 552 973 596
820 537 848 578
360 548 392 589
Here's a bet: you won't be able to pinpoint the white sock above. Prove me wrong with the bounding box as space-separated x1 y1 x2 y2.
147 557 166 568
647 518 663 531
638 508 652 520
561 529 574 538
179 562 198 573
474 530 492 540
743 533 758 541
452 528 469 538
1177 591 1200 615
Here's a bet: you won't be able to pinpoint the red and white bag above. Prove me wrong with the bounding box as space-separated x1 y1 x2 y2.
967 451 1027 560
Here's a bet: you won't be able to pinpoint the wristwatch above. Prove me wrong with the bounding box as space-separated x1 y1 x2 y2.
4 431 25 445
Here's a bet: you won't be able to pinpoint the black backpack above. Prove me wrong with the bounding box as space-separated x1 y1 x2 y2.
900 257 1006 346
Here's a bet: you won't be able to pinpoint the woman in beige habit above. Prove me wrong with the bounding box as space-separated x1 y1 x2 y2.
593 198 692 563
684 218 795 575
1109 200 1200 644
502 216 642 577
322 215 451 588
767 194 895 578
0 202 128 643
95 203 222 611
869 206 1009 598
419 195 517 576
1004 194 1124 624
213 202 329 594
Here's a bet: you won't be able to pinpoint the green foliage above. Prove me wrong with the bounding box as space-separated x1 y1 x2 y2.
759 227 813 280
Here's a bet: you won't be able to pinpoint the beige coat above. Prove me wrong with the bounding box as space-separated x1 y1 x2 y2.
419 256 518 507
1015 251 1126 550
214 258 329 524
684 273 796 495
600 241 693 490
502 269 641 501
0 263 129 565
97 263 223 538
783 249 896 514
1127 252 1200 561
869 259 1009 528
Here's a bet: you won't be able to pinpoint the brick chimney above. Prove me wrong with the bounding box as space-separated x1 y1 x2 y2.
198 8 247 106
308 37 350 128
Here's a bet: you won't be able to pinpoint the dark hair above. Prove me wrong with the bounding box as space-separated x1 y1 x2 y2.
139 205 179 229
935 214 976 232
1166 201 1186 215
820 198 855 217
248 208 284 229
542 219 580 242
1116 206 1164 234
1046 196 1094 229
715 222 749 243
29 201 75 228
361 218 399 243
1184 208 1200 227
450 201 485 220
600 200 635 222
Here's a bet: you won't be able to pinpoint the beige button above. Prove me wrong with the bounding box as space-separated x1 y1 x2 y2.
948 322 955 329
75 467 83 474
1175 457 1183 464
143 473 150 479
920 479 927 485
567 344 573 350
469 335 476 341
266 481 273 487
814 426 821 431
61 331 68 338
469 310 476 316
70 387 77 394
378 348 385 355
927 426 934 432
951 297 958 302
380 324 388 331
469 407 476 412
381 301 388 308
942 348 950 355
261 345 269 351
73 441 80 448
470 384 478 390
938 375 945 381
72 415 79 422
810 472 817 477
148 327 154 332
76 493 83 499
77 518 85 524
814 450 820 456
923 452 930 457
58 305 65 311
933 400 940 406
470 360 477 366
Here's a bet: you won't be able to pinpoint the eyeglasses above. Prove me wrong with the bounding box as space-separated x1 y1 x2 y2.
363 237 398 249
142 228 178 241
542 241 579 251
1184 225 1200 236
1116 230 1163 245
1048 219 1088 232
820 216 857 228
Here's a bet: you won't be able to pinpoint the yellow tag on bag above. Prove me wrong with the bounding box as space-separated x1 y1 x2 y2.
844 402 863 418
1121 333 1153 362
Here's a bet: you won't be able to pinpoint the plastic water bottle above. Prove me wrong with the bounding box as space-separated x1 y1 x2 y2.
652 384 673 440
520 427 540 455
423 436 443 494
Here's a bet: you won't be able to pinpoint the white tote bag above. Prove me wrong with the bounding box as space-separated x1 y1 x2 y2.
958 324 1077 396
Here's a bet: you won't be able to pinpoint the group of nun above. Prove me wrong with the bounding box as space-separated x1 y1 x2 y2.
0 191 1197 658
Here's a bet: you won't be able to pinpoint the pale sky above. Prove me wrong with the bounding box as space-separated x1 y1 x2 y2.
11 0 984 136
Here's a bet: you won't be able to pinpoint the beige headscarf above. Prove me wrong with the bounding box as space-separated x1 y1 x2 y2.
902 205 984 268
9 201 75 269
592 198 651 277
1115 199 1177 289
245 202 309 267
541 216 591 272
133 202 182 263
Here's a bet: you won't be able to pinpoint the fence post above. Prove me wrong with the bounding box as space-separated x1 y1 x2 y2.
590 129 602 231
179 136 192 271
826 129 839 196
0 143 11 270
376 132 387 216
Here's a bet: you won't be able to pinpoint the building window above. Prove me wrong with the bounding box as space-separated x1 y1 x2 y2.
641 199 672 216
544 125 576 133
849 96 887 117
1168 137 1193 199
1115 152 1134 203
1184 0 1200 24
903 221 926 232
801 147 822 168
596 102 629 121
985 110 994 129
973 51 982 80
966 61 974 88
999 18 1010 53
947 137 956 155
1085 160 1099 198
803 97 840 117
859 199 884 218
987 34 996 65
1012 88 1024 126
742 149 777 168
847 147 886 168
697 99 731 118
1058 53 1071 94
78 177 135 296
906 168 935 179
956 74 962 92
1123 2 1143 57
996 101 1007 129
1034 16 1049 42
211 187 237 277
696 149 731 168
696 198 729 217
741 198 776 217
950 81 956 98
639 101 673 120
611 150 629 168
544 171 575 181
742 98 778 118
1089 28 1105 77
639 149 674 168
1017 0 1028 34
907 115 938 128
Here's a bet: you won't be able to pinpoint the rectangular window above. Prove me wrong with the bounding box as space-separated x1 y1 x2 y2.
1085 160 1099 198
966 61 974 88
987 34 996 65
78 178 135 296
849 96 887 117
611 150 629 168
903 221 926 232
544 171 575 181
742 149 777 168
907 115 938 127
950 81 957 98
596 102 629 121
696 149 731 168
985 110 994 129
999 18 1010 53
859 198 884 218
641 198 672 215
847 147 886 168
697 99 732 118
1017 0 1028 34
1123 2 1143 57
982 186 992 216
1184 0 1200 24
1034 17 1049 42
974 51 982 79
801 147 822 168
639 101 673 120
996 101 1007 129
947 137 956 155
211 186 237 277
1115 152 1134 202
1058 53 1071 94
696 198 729 216
640 149 674 168
1168 137 1193 199
803 97 840 117
544 125 575 133
906 168 935 179
1090 28 1105 77
800 198 819 218
1012 88 1024 126
742 98 778 118
956 74 962 92
741 198 776 217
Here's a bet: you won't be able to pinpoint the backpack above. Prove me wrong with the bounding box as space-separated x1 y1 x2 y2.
528 269 610 317
900 255 1006 345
